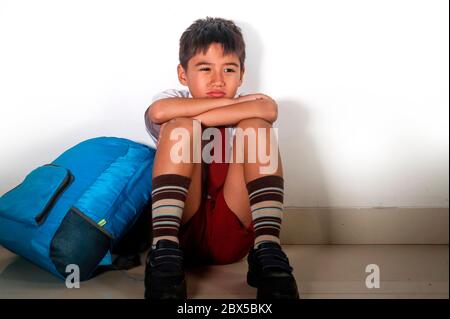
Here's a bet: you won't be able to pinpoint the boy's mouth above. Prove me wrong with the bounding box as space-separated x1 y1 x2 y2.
206 91 226 98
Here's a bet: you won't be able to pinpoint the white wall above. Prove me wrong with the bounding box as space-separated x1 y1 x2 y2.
0 0 448 208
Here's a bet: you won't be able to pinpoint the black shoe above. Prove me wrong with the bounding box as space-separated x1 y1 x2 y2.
144 239 187 299
247 242 300 299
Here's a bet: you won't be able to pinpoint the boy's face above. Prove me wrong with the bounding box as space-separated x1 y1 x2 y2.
177 43 244 99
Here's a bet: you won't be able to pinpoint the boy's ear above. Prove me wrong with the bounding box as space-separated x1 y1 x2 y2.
239 66 245 86
177 64 188 86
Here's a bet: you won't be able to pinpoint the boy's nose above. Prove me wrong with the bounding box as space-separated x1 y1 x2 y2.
210 73 224 86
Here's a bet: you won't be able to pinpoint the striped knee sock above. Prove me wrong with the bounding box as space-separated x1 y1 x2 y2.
246 175 284 248
151 174 191 246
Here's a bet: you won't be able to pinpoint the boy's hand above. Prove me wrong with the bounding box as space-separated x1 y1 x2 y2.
157 122 167 147
236 93 274 104
237 93 278 119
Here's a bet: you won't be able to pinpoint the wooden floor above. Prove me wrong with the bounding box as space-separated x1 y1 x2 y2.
0 245 448 299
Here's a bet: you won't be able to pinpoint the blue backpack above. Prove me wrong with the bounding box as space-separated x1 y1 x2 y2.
0 137 156 281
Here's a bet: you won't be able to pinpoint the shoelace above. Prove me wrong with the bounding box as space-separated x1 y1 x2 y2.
255 246 293 273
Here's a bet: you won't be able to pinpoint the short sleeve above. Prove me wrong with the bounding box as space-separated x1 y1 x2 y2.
151 89 190 102
144 89 191 149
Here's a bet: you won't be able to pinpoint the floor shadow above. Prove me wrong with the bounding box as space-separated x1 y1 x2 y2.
0 255 63 285
185 264 216 297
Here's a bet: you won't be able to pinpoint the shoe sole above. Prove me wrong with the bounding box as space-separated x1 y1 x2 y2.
247 270 258 288
145 277 187 299
247 271 300 299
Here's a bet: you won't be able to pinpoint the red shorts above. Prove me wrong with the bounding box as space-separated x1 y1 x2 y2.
179 126 254 265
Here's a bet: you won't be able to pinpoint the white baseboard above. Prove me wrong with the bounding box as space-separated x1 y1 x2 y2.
280 207 449 244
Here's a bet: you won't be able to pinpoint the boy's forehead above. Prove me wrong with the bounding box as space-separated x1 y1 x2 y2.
189 44 240 65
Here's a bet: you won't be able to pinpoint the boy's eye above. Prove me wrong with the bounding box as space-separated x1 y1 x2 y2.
198 67 237 73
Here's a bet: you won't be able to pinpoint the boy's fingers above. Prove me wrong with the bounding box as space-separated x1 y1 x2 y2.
252 93 272 100
260 94 274 100
157 123 166 146
238 93 275 104
240 94 267 102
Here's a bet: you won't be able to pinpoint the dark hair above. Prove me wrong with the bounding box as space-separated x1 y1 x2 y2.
179 17 246 71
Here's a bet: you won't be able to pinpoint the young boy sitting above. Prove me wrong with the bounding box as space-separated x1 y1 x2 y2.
144 17 299 299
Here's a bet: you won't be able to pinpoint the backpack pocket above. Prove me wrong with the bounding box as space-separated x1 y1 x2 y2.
0 164 73 226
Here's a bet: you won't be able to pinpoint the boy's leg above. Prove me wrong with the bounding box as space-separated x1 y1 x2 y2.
223 118 299 299
223 117 284 248
146 117 202 299
151 117 202 246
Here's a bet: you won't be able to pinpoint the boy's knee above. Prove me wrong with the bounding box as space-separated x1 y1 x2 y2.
236 118 272 130
164 117 201 135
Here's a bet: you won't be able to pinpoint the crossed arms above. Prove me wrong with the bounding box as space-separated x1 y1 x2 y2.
146 94 278 128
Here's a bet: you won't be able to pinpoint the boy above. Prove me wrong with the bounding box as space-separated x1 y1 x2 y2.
144 17 299 299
